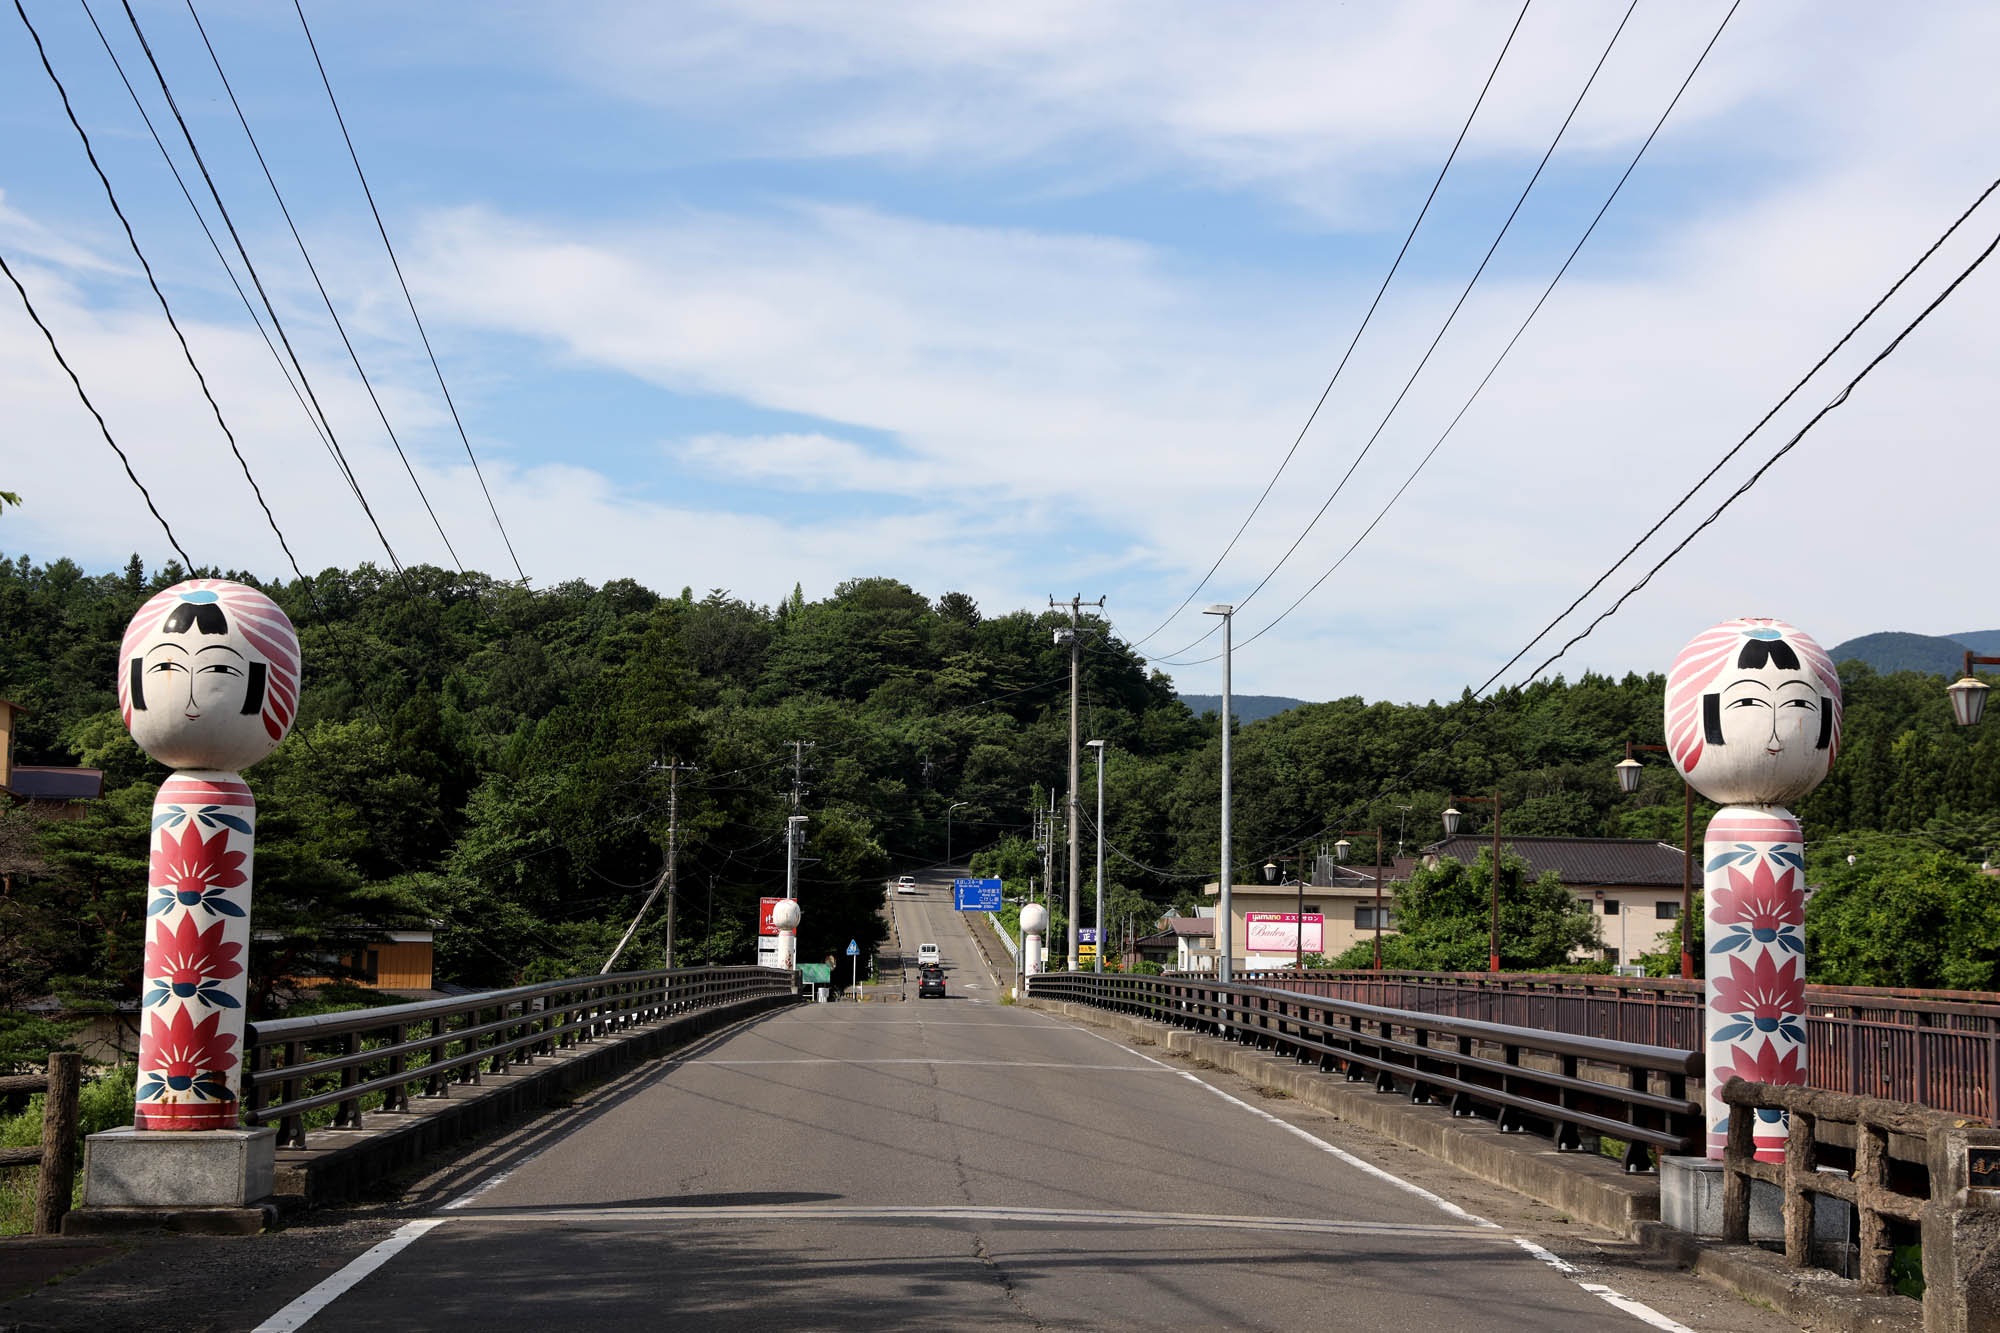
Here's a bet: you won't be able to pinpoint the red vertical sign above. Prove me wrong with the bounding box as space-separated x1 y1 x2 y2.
759 897 782 936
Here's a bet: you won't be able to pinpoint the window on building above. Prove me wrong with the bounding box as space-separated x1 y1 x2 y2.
1603 946 1621 966
1600 898 1621 913
1656 902 1680 920
1355 905 1398 930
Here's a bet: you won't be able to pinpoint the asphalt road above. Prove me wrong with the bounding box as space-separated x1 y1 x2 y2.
0 872 1805 1331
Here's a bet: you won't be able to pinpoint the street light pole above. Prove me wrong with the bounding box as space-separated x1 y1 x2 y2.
947 801 969 868
1087 740 1106 974
1333 830 1387 970
1615 740 1695 979
1444 792 1503 972
1203 604 1235 983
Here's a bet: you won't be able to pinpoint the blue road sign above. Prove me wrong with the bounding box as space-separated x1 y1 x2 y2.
1077 928 1099 945
953 877 1003 911
846 940 860 956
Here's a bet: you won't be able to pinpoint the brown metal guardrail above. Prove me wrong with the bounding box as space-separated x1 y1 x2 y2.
1030 971 1702 1170
1242 969 2000 1120
0 1052 82 1234
244 966 794 1148
1719 1077 2000 1333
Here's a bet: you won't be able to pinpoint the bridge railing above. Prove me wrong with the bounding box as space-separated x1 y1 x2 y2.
1030 971 1701 1171
244 965 792 1148
1232 969 2000 1120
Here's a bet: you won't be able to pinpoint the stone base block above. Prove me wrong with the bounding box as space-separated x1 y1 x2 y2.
1661 1155 1855 1274
61 1204 275 1236
79 1125 276 1209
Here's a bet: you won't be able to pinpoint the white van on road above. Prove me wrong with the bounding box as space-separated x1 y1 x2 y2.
916 943 941 967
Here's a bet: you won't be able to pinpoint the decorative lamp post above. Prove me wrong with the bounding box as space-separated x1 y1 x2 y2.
1259 858 1303 969
1333 831 1388 970
1666 617 1842 1162
1443 793 1503 972
119 580 299 1132
1947 650 1999 727
770 897 802 972
1612 741 1697 980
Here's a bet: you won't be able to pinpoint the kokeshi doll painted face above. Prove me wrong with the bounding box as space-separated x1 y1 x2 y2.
1665 618 1842 807
120 580 300 772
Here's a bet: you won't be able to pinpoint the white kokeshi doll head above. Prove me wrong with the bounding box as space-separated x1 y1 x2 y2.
119 580 301 772
1665 617 1842 806
770 899 802 932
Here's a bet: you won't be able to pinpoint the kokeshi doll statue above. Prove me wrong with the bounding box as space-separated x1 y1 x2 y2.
119 581 300 1129
1665 617 1841 1161
771 898 802 972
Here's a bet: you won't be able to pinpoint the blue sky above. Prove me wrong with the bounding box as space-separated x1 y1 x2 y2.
5 0 1998 704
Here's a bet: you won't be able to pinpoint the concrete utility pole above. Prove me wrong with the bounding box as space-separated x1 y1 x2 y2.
1204 603 1234 982
1052 594 1104 973
785 814 808 901
1087 739 1106 974
603 757 696 974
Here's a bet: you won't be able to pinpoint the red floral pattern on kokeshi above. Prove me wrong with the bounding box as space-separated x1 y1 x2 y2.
1702 805 1808 1162
134 775 256 1130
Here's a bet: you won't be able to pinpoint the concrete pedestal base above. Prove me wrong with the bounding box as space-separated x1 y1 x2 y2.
1661 1156 1855 1274
76 1125 275 1210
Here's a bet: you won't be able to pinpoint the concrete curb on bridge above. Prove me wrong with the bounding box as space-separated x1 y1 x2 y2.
1024 997 1922 1333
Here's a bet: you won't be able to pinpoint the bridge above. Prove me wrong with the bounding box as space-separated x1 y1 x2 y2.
3 872 1989 1331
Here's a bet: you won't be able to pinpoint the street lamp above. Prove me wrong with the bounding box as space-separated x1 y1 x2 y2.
1444 792 1503 972
946 801 970 868
1203 603 1236 982
1948 650 2000 727
1612 740 1695 980
1086 739 1106 974
1332 830 1388 970
1260 856 1304 969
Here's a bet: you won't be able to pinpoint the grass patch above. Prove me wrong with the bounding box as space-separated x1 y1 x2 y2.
1 1065 137 1236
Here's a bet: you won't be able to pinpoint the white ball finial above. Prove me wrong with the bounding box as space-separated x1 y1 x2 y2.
1019 902 1049 935
771 899 802 931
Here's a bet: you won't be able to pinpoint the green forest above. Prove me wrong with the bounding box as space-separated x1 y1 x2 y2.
3 552 1998 1061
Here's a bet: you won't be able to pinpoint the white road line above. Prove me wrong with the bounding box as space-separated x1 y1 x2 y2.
1063 1020 1699 1332
1511 1237 1698 1333
250 1218 443 1332
676 1058 1167 1070
439 1202 1509 1240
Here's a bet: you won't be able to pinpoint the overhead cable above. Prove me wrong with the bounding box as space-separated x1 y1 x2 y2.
290 0 530 584
1 250 192 567
15 0 309 584
1127 0 1535 651
180 0 463 571
1164 0 1742 667
116 0 410 578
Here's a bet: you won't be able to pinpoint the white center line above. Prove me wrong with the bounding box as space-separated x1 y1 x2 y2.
250 1219 442 1332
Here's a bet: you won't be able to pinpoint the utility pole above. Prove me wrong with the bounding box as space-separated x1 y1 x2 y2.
602 757 697 974
785 739 814 904
1051 594 1104 973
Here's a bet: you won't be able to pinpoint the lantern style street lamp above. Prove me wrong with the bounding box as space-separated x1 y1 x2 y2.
1332 830 1389 970
1443 792 1503 972
1260 856 1305 969
1612 741 1696 980
1948 651 2000 727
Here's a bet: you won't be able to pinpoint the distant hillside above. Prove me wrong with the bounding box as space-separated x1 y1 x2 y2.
1827 630 2000 676
1178 693 1311 724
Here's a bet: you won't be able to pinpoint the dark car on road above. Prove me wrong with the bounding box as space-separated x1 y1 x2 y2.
918 963 946 998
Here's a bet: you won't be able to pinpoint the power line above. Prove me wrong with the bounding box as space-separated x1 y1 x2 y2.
1164 0 1742 667
1152 0 1638 662
115 0 409 578
77 0 360 524
179 0 466 572
1248 178 2000 864
15 0 309 585
1 250 192 567
1130 0 1535 651
289 0 529 585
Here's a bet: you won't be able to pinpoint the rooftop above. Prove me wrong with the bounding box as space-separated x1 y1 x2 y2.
1422 835 1687 888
